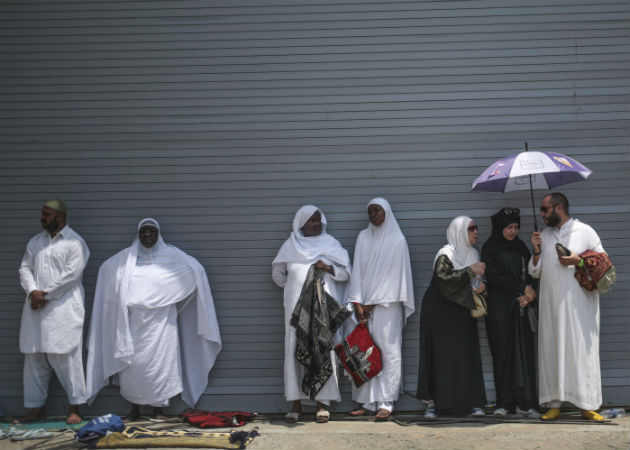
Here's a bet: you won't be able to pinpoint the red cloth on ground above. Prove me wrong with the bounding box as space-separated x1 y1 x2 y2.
181 409 256 428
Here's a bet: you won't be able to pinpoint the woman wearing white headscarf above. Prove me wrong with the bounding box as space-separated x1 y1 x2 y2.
86 218 222 419
346 198 415 421
416 216 487 418
272 206 351 423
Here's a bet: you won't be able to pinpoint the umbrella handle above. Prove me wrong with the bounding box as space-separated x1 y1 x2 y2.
526 142 539 232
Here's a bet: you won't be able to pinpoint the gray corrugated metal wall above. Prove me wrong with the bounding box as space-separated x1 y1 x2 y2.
1 0 628 416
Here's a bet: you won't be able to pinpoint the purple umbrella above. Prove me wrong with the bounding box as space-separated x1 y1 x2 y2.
471 143 592 230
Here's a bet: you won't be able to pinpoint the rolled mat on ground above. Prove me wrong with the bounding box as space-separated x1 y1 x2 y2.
93 426 259 449
181 409 256 428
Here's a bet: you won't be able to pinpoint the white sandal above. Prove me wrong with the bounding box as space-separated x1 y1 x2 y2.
284 411 300 423
316 410 330 423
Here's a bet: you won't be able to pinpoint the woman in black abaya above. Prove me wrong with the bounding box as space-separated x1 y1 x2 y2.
417 216 487 418
481 207 539 417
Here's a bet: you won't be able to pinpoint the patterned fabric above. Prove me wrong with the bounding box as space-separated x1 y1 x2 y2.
574 250 616 294
290 265 351 399
335 323 383 387
94 426 259 449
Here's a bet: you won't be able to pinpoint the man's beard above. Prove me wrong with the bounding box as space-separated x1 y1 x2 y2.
42 216 59 233
546 210 561 227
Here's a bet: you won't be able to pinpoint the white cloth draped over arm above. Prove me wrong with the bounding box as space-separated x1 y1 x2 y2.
86 240 222 407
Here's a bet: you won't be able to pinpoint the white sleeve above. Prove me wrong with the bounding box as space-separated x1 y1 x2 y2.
18 244 38 295
528 255 542 279
272 262 288 288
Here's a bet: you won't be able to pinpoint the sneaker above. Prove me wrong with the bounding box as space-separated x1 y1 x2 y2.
493 407 508 416
424 406 438 419
472 407 485 416
516 406 542 418
526 408 541 418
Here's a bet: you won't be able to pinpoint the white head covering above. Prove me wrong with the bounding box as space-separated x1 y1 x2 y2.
434 215 480 269
272 205 350 267
347 198 415 318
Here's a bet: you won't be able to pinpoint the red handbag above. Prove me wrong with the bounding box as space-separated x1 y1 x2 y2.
334 323 383 387
574 250 616 294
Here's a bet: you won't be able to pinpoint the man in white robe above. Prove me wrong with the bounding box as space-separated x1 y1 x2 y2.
529 193 605 421
17 198 89 424
346 198 415 421
86 218 221 419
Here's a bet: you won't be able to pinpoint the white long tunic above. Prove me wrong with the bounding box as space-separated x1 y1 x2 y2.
273 261 349 402
528 218 604 410
345 198 415 405
18 226 89 354
117 259 197 406
272 205 351 403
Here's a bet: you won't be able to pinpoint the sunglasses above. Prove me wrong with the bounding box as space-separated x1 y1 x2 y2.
540 204 557 213
503 207 520 215
467 225 478 232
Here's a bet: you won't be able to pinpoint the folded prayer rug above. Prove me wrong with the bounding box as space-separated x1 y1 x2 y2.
94 426 259 449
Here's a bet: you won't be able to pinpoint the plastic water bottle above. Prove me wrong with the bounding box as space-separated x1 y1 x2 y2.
471 274 483 290
600 408 624 418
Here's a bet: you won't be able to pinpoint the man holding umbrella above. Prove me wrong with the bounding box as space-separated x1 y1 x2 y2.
529 192 606 421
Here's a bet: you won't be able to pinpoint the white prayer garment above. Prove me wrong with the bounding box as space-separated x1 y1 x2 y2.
86 219 221 407
18 225 90 406
272 205 351 403
345 198 415 410
529 218 604 411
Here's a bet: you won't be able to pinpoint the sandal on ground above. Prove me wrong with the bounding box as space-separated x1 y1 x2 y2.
284 411 301 423
10 429 54 441
0 427 20 439
316 410 330 423
581 410 605 422
349 407 371 417
541 408 561 421
375 408 392 422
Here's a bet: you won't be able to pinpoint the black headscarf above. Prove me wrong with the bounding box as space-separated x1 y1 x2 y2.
481 208 531 259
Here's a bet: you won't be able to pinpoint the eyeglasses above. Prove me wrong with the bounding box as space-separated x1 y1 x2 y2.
503 207 520 215
540 204 557 213
467 225 478 232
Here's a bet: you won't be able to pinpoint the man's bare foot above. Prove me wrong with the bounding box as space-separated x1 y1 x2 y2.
12 407 46 424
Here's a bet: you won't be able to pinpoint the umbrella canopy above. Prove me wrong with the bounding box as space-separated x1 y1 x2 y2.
471 151 592 192
471 145 592 231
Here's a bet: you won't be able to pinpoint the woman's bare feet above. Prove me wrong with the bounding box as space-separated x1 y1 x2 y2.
349 407 370 416
123 404 141 423
66 405 83 425
12 406 46 424
375 408 392 421
152 407 168 421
